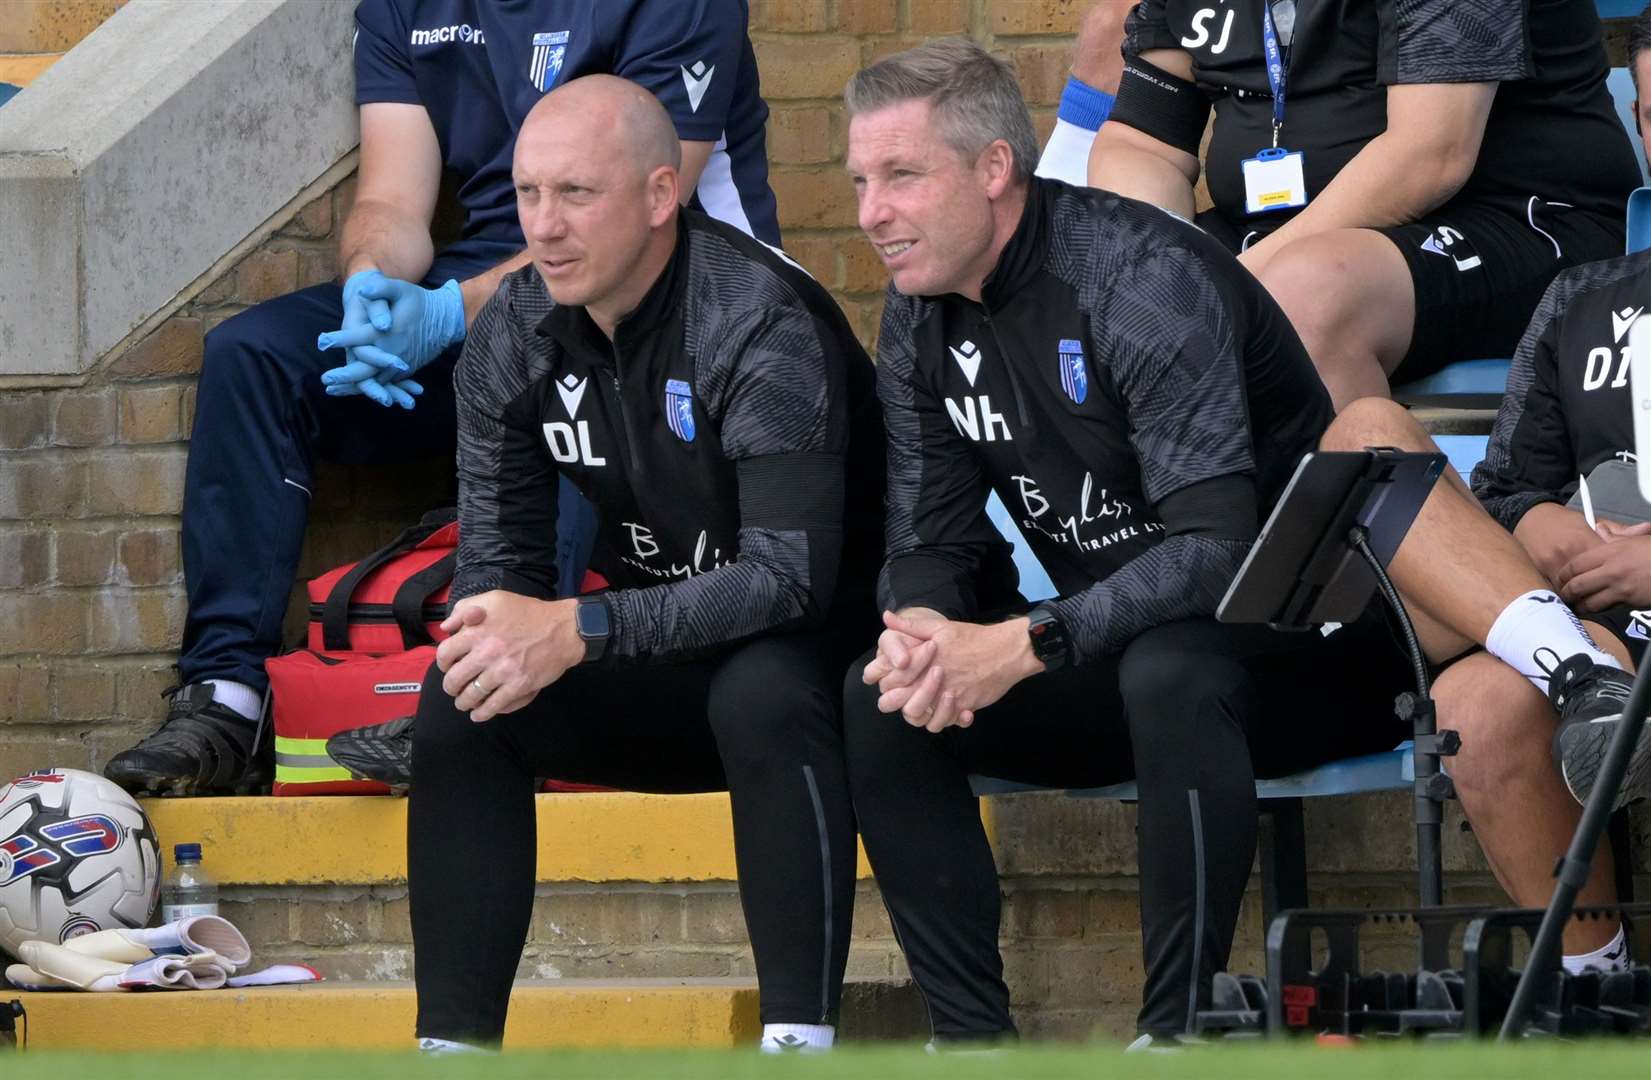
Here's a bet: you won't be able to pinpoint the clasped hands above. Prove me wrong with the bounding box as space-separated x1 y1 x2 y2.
1557 517 1651 613
435 591 586 723
861 609 1045 734
315 270 467 409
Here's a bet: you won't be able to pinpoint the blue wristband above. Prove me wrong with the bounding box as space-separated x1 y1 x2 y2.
1057 76 1116 133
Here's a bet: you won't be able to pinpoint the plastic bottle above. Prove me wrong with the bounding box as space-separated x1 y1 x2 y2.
159 842 219 923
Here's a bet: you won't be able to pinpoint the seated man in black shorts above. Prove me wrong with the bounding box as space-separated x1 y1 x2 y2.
1438 5 1651 981
841 38 1641 1045
1088 0 1639 407
408 76 884 1053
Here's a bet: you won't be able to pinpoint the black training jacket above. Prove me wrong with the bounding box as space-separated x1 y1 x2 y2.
877 177 1329 664
1473 249 1651 530
452 209 885 664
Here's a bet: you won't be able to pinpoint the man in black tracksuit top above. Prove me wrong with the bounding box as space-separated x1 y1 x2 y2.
407 77 882 1052
842 38 1641 1044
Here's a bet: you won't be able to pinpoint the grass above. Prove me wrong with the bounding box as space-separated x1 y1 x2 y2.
4 1043 1651 1080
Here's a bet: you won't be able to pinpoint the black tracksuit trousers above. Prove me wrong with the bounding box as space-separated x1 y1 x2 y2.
409 628 861 1044
843 613 1406 1040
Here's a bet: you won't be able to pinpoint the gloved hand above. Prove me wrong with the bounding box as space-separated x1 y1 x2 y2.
317 274 466 409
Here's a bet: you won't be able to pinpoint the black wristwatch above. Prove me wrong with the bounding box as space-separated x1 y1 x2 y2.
1025 606 1070 671
574 595 612 663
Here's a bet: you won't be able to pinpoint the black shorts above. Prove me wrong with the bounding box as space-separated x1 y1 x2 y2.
1586 604 1651 667
1198 198 1624 382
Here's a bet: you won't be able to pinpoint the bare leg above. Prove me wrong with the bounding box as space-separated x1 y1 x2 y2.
1319 398 1555 661
1435 641 1629 954
1256 230 1417 409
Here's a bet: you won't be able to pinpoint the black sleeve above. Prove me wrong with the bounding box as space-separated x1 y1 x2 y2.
1471 277 1578 531
604 308 847 663
1122 0 1184 55
1048 476 1257 663
1377 0 1531 85
875 293 1012 620
1109 54 1210 158
451 286 562 602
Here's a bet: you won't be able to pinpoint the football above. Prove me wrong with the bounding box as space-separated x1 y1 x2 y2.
0 768 160 961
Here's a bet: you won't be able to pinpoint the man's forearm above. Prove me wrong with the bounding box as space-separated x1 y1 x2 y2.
459 252 534 325
340 199 437 285
1243 131 1470 265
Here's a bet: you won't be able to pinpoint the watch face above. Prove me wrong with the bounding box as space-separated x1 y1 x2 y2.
577 599 610 639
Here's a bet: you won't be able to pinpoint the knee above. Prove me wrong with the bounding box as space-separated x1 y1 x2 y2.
1256 240 1361 353
839 653 920 785
705 647 837 772
198 297 317 399
1117 631 1254 751
412 668 487 758
1318 396 1420 452
1433 656 1552 801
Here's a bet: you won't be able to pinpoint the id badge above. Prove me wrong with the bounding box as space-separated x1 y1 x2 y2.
1242 147 1307 215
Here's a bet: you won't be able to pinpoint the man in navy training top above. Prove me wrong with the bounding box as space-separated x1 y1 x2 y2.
103 0 779 797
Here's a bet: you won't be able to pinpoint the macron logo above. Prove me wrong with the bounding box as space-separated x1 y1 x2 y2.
1613 305 1644 344
410 24 484 46
949 340 982 387
681 60 715 112
556 374 588 418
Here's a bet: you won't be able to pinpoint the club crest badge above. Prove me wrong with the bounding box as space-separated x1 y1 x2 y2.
1057 338 1087 405
665 379 696 443
530 31 570 92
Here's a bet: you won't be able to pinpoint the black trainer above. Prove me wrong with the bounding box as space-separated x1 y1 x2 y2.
103 684 270 796
1548 654 1651 810
326 715 413 792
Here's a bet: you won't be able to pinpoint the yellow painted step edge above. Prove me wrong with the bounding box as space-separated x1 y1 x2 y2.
0 54 61 87
141 792 902 886
12 979 761 1050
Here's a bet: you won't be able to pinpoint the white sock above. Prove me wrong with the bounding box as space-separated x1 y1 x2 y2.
1484 590 1623 695
1562 925 1630 975
1034 76 1115 186
416 1037 484 1054
760 1023 834 1052
204 679 261 722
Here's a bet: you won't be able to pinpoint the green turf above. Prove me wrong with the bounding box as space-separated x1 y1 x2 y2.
4 1043 1651 1080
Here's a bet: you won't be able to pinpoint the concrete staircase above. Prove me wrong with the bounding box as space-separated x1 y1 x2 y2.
5 793 929 1050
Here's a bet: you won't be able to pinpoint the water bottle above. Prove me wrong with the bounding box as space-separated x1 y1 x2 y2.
159 842 219 923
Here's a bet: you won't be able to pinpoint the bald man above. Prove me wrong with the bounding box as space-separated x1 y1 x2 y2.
400 77 886 1053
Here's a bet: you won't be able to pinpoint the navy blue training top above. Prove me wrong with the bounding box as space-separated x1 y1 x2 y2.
353 0 779 281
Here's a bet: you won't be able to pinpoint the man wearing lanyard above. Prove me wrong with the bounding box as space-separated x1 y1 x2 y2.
1089 0 1639 408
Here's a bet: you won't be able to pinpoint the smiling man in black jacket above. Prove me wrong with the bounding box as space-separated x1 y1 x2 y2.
841 37 1640 1046
403 75 884 1053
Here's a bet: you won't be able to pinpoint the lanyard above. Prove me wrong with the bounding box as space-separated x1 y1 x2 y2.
1261 0 1291 147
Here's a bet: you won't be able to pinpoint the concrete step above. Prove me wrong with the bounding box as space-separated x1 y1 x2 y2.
0 54 62 88
9 977 928 1050
138 793 891 886
0 1 126 53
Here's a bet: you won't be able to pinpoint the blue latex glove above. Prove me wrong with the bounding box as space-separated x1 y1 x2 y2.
320 270 414 407
317 276 465 408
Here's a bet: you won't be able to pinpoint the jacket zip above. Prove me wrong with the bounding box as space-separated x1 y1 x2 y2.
981 309 1035 433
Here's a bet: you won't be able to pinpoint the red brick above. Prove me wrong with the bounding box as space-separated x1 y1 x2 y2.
86 588 186 654
781 234 839 287
193 275 237 307
281 194 333 239
107 317 204 380
0 530 49 588
299 248 340 289
52 526 118 587
51 662 116 721
839 235 890 293
117 528 181 587
754 37 862 99
235 249 300 304
0 457 85 519
118 384 186 444
0 394 49 450
50 389 117 448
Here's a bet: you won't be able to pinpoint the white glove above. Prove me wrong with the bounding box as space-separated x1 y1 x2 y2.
63 915 251 971
19 940 226 992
